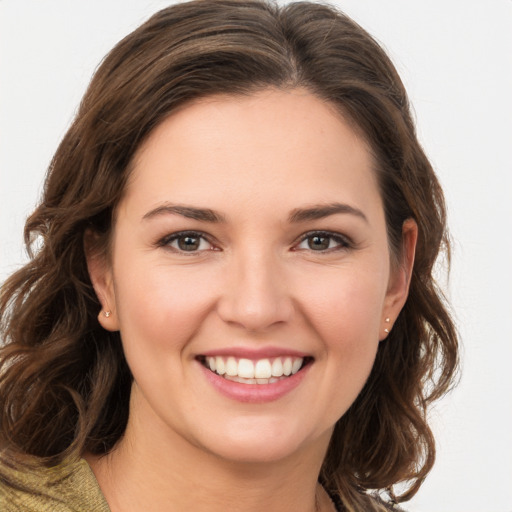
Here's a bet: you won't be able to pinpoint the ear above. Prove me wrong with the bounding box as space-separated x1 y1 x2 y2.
84 229 119 331
381 219 418 340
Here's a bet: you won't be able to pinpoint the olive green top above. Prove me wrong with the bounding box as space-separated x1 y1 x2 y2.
0 458 110 511
0 457 406 511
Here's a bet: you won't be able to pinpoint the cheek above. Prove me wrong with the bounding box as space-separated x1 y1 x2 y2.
303 268 387 397
304 269 387 344
112 259 219 356
268 268 386 430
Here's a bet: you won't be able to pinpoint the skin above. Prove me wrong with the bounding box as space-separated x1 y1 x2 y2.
86 88 417 512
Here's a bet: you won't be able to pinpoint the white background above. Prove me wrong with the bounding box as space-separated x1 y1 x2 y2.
1 1 511 511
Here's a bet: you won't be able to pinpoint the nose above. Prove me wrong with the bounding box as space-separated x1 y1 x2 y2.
216 249 295 332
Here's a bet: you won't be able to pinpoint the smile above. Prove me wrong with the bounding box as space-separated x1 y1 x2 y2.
198 356 311 385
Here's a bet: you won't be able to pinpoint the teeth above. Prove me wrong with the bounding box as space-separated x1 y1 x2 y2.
283 357 292 376
204 355 305 382
225 357 238 376
291 358 302 374
225 375 257 384
271 358 284 377
238 358 255 379
215 356 226 375
254 359 272 379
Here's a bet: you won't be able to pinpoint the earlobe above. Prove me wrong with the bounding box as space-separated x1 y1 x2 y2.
97 308 118 332
384 317 390 334
381 219 418 340
84 229 119 332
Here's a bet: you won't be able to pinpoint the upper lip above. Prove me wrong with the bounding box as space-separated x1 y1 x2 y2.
198 346 312 360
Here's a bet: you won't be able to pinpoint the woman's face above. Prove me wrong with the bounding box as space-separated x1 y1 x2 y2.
90 89 414 464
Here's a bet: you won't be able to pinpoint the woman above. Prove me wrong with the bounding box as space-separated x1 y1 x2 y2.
0 1 458 510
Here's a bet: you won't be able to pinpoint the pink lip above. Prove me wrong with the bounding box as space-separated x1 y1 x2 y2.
198 360 312 404
199 346 311 359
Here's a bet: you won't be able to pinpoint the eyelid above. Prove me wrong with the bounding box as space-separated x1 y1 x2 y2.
293 230 353 251
156 230 218 252
155 229 353 253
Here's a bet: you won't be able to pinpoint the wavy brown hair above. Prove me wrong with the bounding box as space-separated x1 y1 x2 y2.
0 1 458 510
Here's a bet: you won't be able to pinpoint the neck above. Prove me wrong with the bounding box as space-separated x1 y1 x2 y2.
86 394 334 512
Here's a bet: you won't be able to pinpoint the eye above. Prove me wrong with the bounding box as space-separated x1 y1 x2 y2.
159 231 215 253
295 231 351 252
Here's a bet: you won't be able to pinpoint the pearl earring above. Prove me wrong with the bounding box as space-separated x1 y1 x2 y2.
384 317 390 333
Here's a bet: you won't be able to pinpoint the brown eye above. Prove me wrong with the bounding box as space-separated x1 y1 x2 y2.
295 231 350 252
160 231 214 253
177 235 201 251
308 235 330 250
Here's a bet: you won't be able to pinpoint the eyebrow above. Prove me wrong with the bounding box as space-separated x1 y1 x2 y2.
142 204 226 223
142 201 367 224
288 202 368 223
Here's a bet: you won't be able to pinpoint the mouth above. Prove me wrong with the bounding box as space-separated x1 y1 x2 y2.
196 355 313 385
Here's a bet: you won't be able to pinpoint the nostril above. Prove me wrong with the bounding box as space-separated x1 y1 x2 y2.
216 294 295 332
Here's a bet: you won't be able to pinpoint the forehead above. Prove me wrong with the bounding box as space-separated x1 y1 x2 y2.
122 89 381 219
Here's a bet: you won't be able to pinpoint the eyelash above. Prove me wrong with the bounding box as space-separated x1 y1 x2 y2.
157 231 217 253
294 231 353 253
156 230 353 254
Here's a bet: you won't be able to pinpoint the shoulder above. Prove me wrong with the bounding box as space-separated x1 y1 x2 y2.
0 457 110 512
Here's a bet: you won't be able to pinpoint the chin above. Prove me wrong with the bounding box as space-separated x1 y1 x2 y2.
207 439 305 465
194 417 329 465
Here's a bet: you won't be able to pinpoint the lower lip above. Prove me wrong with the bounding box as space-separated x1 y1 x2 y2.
198 362 311 404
